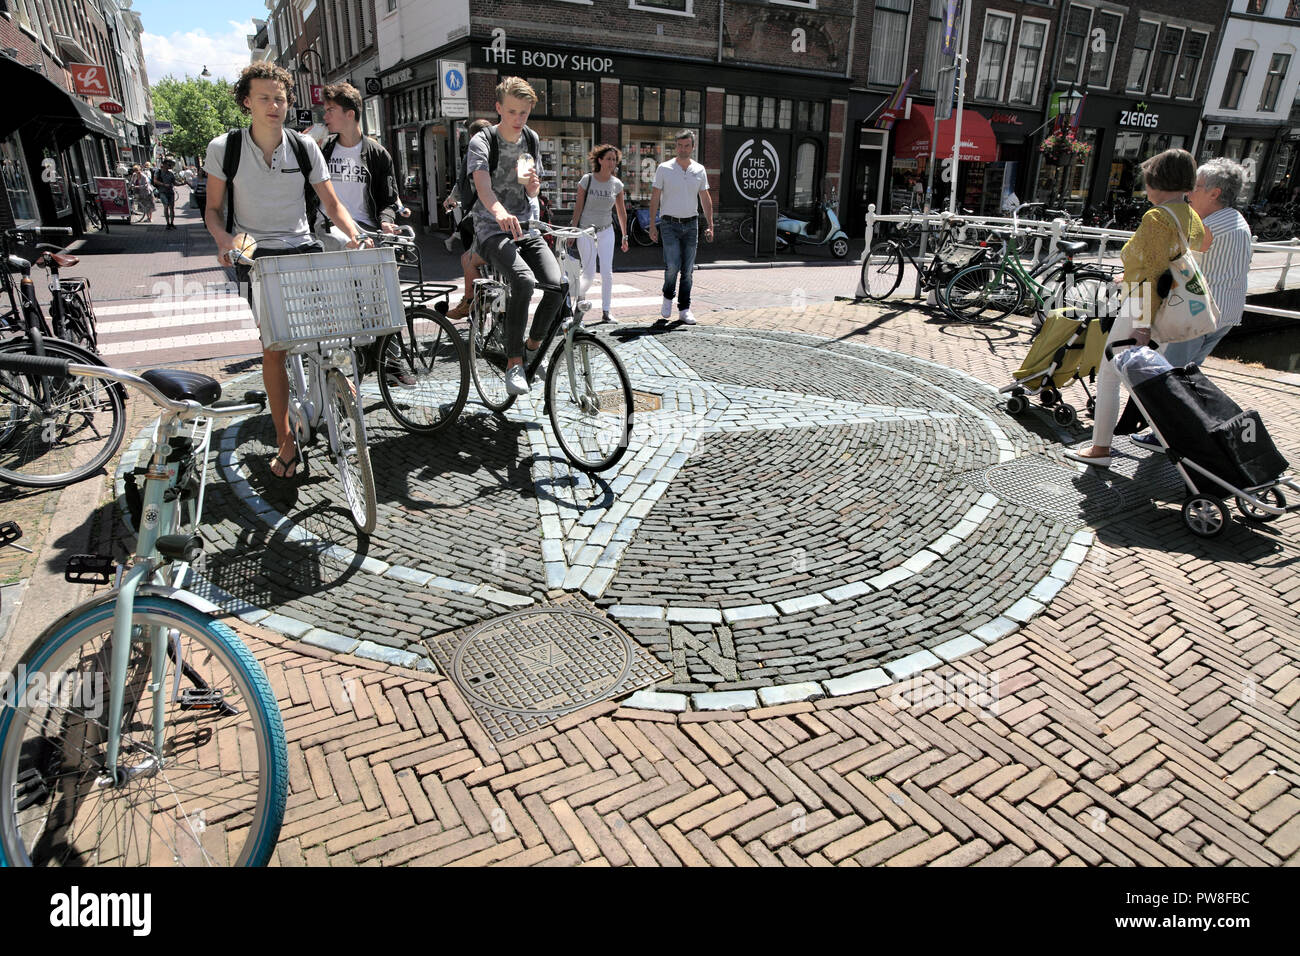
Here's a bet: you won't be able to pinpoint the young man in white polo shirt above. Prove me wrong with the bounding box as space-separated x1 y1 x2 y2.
204 62 370 479
649 130 713 325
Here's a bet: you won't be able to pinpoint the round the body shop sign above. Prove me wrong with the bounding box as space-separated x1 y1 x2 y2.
732 139 781 202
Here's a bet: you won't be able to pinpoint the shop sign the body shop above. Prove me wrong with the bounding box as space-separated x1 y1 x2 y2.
722 130 790 206
476 43 616 74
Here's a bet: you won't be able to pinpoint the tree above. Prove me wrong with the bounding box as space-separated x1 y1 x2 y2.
151 76 249 161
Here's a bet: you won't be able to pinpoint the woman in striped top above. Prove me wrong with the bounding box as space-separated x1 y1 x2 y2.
1164 158 1253 369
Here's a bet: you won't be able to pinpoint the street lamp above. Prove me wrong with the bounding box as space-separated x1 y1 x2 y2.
200 65 211 78
297 48 325 115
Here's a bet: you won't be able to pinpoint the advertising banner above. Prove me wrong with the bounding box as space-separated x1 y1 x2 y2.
94 177 130 217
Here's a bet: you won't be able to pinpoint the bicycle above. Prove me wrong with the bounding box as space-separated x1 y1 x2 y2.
0 349 286 867
943 203 1114 323
234 239 407 534
468 221 634 473
859 214 985 303
1 228 124 489
355 226 469 435
624 197 660 247
73 181 108 234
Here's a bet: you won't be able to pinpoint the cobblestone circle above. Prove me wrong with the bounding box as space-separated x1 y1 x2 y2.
115 326 1096 704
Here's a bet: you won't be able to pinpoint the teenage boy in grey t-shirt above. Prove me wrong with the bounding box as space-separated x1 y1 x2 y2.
467 76 564 396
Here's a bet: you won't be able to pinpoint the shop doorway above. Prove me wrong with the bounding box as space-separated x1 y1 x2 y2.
847 126 887 237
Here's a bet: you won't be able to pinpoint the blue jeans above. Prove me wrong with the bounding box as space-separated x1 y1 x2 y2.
660 218 698 310
1162 325 1234 369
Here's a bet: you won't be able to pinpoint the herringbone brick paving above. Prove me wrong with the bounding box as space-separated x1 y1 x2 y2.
208 302 1300 866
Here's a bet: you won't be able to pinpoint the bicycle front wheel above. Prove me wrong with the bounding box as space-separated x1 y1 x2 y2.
860 243 904 300
0 337 125 488
377 307 469 434
546 332 633 473
737 217 755 245
325 368 377 534
944 264 1024 322
0 595 287 866
468 295 516 413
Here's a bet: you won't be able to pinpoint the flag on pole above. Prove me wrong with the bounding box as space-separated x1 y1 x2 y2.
1069 92 1087 132
941 0 963 56
877 69 917 129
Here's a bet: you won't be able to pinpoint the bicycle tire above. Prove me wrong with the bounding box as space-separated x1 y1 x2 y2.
1038 267 1113 318
0 337 125 488
860 242 903 300
325 368 377 534
630 218 656 247
944 264 1024 322
0 594 287 867
545 331 633 473
376 307 468 434
737 217 755 245
468 291 516 413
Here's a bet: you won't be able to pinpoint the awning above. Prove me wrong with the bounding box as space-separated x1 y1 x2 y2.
0 55 119 144
893 104 999 163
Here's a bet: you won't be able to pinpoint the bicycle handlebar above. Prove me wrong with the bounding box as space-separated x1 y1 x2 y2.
0 352 267 420
524 220 597 243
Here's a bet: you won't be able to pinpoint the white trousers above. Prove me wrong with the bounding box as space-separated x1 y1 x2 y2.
577 225 616 312
1092 309 1137 449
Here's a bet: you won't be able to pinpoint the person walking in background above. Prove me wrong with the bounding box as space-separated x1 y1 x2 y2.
129 164 155 222
649 130 713 326
443 118 494 320
1065 149 1208 469
572 144 628 323
152 158 179 229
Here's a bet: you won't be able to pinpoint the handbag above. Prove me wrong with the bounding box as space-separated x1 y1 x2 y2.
1149 204 1218 344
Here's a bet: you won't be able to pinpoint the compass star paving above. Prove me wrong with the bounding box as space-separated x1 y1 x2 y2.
115 326 1096 706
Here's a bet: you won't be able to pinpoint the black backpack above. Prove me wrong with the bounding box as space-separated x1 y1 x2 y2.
221 127 315 234
464 124 540 217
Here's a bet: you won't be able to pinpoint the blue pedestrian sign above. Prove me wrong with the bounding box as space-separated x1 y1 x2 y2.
438 59 469 118
445 69 464 92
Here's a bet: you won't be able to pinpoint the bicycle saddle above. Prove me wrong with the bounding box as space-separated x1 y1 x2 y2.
35 245 78 268
1056 240 1090 256
141 368 222 405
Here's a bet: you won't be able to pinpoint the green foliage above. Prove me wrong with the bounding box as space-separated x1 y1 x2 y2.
151 76 249 160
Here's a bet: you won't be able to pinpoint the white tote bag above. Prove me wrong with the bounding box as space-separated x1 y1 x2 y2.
1150 204 1218 344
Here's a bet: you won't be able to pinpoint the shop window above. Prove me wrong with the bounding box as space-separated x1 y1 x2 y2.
1127 21 1159 92
529 78 549 115
664 89 681 124
975 11 1014 101
683 90 701 124
624 86 640 120
921 0 947 93
575 81 595 118
643 88 661 123
623 126 697 203
869 0 909 86
1087 11 1122 88
1 135 38 225
551 80 572 117
533 123 591 210
793 139 820 208
1009 19 1048 105
1220 49 1254 110
1259 53 1292 111
629 0 693 13
1174 33 1207 99
725 94 740 126
778 99 793 129
810 102 825 130
743 96 759 127
1249 0 1267 12
762 97 776 127
1057 5 1091 86
1148 26 1185 97
796 100 809 129
1288 0 1300 17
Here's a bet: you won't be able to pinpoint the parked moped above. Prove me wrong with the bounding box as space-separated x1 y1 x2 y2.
737 197 851 258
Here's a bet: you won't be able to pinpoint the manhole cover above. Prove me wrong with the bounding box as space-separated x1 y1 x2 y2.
985 457 1123 520
428 608 670 744
631 390 662 412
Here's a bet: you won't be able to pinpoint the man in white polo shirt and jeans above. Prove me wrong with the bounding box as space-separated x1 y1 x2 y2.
649 130 713 325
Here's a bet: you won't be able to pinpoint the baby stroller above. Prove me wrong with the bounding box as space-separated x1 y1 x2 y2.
1107 339 1300 538
1001 306 1108 426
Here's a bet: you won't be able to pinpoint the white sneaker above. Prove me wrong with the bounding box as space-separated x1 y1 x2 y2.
506 365 530 395
660 297 673 319
679 309 697 325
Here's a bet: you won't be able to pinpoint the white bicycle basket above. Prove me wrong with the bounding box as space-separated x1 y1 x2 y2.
253 247 406 353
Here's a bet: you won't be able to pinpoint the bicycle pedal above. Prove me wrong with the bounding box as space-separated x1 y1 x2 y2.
177 687 227 711
0 520 22 545
65 554 115 585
